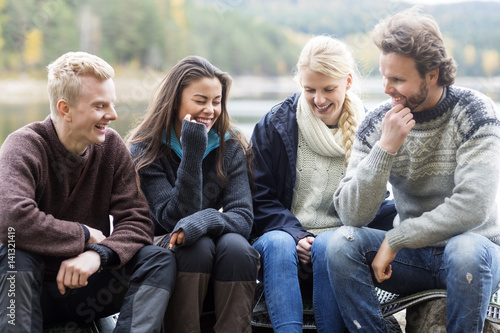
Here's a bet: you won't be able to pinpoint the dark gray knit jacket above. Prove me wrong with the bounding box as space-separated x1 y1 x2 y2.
130 120 253 247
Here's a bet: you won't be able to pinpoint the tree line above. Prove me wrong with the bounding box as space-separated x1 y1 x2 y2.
1 0 499 77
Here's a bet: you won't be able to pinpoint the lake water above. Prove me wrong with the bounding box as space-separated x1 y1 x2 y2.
0 99 271 144
1 98 500 144
0 98 395 144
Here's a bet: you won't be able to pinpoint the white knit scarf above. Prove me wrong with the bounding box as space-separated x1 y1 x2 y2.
296 94 345 157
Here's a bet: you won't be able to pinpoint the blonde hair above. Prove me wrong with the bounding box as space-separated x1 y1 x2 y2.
47 51 115 118
295 35 363 165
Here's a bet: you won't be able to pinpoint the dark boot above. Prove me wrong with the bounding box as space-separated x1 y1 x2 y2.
164 272 211 333
213 280 256 333
115 245 176 333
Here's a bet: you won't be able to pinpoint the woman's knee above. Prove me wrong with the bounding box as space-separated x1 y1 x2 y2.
253 230 297 261
175 236 216 273
214 233 259 281
216 233 259 263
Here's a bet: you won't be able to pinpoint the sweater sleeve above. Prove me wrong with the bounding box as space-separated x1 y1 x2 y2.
133 120 207 234
334 141 396 227
172 139 254 245
251 112 313 244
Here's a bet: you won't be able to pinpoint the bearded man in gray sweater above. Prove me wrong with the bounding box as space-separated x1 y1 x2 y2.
326 7 500 333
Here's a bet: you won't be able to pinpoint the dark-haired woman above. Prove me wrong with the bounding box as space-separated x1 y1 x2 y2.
127 55 259 332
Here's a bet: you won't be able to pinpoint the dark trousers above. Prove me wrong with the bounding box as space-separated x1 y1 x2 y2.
157 233 259 333
0 245 176 333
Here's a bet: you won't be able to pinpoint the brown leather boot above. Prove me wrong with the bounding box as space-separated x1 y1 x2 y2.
163 272 211 333
213 280 256 333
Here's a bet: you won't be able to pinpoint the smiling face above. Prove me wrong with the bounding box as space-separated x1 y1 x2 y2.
300 68 351 126
174 77 222 139
61 75 117 154
379 52 438 112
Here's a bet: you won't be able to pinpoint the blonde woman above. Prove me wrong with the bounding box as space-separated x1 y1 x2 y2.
251 36 396 332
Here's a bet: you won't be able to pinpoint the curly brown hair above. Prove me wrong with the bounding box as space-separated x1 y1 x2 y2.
372 6 457 86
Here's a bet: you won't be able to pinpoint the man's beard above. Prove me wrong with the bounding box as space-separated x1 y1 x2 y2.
406 80 429 112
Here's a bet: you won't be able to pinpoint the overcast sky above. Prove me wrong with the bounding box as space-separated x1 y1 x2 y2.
404 0 500 3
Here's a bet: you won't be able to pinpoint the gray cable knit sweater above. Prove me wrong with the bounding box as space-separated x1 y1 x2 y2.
129 120 253 247
334 86 500 252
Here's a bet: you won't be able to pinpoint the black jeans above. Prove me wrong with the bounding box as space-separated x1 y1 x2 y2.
0 244 176 333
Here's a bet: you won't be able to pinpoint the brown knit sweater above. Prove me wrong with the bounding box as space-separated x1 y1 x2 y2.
0 116 153 272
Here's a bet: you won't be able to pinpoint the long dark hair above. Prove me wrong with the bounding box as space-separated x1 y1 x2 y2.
126 55 252 184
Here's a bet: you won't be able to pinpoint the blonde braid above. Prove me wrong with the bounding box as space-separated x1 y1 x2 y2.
338 92 358 166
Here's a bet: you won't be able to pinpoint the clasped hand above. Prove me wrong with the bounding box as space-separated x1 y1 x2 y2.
297 236 315 265
56 225 106 295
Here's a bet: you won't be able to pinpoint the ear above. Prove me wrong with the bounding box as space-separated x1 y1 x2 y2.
57 99 71 121
426 68 439 85
346 74 353 91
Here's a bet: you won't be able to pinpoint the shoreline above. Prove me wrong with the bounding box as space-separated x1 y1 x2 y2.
1 76 499 105
0 75 302 105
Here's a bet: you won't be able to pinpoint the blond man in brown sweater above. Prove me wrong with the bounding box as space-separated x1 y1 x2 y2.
0 52 175 332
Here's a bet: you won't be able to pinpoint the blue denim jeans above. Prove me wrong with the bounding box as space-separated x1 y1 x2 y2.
327 226 500 333
253 230 344 333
